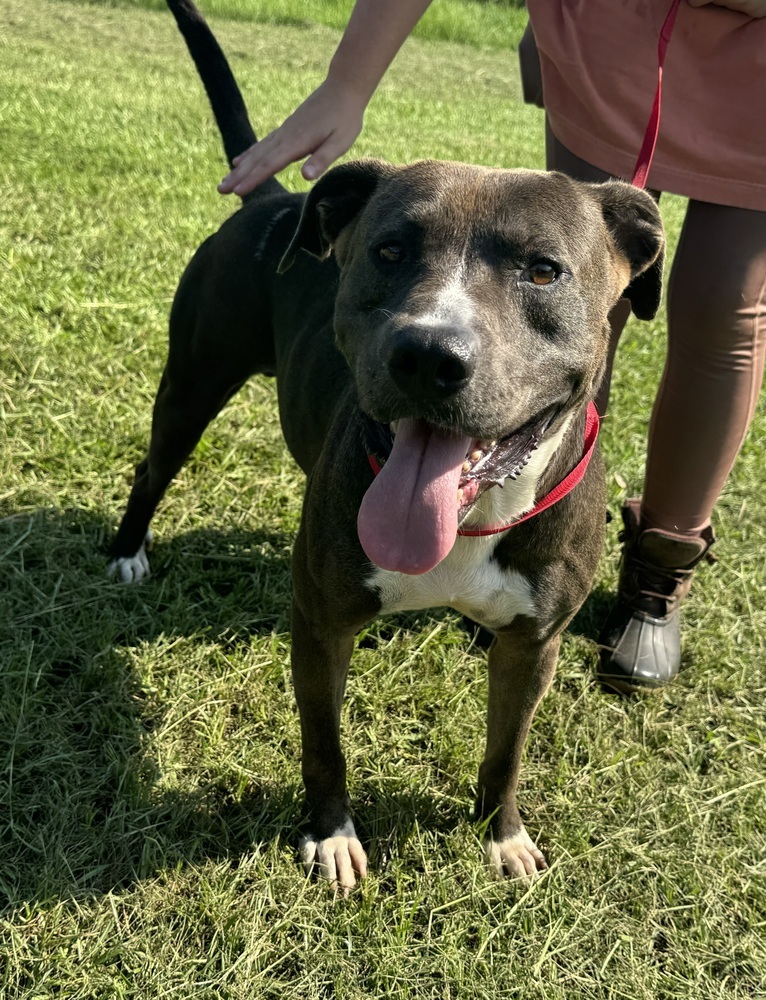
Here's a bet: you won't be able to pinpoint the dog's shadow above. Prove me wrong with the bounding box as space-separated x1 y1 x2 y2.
0 506 481 908
0 506 308 907
0 506 614 908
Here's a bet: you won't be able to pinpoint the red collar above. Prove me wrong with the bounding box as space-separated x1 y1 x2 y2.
457 401 599 536
367 401 600 539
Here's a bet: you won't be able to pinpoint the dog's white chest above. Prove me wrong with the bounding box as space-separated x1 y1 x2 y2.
367 532 535 630
365 415 575 629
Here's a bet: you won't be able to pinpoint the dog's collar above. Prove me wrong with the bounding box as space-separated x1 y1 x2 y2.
364 401 599 538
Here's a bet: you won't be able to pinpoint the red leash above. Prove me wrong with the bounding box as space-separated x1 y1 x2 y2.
468 0 682 533
631 0 682 188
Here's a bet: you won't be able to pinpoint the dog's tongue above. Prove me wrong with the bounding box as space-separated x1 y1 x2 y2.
357 418 472 575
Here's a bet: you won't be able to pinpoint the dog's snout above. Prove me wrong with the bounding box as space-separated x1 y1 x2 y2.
388 326 477 402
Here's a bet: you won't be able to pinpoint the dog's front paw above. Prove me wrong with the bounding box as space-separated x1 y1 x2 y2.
484 827 548 881
300 819 367 896
107 531 153 583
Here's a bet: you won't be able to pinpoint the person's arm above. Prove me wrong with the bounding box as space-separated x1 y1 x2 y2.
218 0 434 196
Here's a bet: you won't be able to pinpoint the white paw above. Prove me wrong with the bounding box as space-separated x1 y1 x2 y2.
484 826 548 881
107 531 153 583
300 819 368 895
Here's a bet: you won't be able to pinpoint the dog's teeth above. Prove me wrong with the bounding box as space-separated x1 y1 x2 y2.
470 450 482 462
390 421 399 435
462 460 471 473
457 488 464 502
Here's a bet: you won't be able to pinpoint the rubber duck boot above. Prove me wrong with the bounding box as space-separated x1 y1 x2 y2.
598 499 715 694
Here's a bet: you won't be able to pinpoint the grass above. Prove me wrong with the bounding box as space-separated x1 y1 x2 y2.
1 0 765 997
99 0 529 48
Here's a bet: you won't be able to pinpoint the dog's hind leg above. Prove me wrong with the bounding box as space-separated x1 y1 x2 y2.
108 366 247 581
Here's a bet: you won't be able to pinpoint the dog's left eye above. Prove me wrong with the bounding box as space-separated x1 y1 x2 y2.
524 261 559 285
378 243 404 264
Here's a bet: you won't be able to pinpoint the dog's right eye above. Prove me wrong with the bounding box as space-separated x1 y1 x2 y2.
378 243 404 264
524 261 559 285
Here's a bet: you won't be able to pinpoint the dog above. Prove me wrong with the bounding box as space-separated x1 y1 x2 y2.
109 0 664 889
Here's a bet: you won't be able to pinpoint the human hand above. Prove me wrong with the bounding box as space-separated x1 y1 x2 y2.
687 0 766 15
218 78 367 196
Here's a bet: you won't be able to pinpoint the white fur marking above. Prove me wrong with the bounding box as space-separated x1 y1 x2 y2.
300 819 367 892
414 272 475 328
371 535 534 630
107 530 153 584
485 827 547 880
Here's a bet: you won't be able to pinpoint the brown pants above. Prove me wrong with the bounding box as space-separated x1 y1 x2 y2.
547 124 766 535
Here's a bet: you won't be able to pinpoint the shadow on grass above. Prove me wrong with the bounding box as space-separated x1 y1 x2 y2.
1 504 295 636
0 506 301 907
0 506 468 909
357 784 468 874
567 582 615 644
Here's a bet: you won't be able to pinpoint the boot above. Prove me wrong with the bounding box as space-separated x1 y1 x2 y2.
598 499 715 694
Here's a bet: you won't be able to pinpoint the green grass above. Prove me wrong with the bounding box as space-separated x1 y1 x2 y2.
1 1 765 997
101 0 528 48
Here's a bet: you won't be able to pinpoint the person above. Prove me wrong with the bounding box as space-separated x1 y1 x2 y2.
218 0 766 693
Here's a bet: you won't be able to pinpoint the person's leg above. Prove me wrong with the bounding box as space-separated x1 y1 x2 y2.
642 200 766 533
600 200 766 691
545 122 638 414
544 128 766 688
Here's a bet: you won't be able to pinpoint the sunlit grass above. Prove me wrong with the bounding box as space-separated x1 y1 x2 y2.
1 1 764 997
104 0 528 47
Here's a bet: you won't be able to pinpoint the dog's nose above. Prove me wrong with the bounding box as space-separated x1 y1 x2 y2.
387 326 477 401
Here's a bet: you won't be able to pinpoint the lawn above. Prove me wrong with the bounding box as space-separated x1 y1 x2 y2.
0 0 764 997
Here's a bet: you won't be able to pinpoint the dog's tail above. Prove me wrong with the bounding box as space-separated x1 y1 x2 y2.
166 0 284 199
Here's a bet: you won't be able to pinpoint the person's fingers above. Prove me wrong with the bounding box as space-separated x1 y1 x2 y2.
301 121 363 181
219 139 280 193
222 124 357 193
217 84 364 194
302 136 348 181
219 131 313 195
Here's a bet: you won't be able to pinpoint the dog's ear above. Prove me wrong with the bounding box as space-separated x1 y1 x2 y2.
591 182 665 320
278 159 396 273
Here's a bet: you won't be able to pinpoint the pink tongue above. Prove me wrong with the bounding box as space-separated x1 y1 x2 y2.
357 418 472 575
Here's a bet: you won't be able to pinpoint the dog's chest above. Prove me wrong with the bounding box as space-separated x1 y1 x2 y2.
367 534 535 630
366 479 540 629
364 417 577 629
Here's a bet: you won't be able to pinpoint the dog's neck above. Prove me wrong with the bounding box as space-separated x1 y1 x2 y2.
460 411 576 530
361 403 595 539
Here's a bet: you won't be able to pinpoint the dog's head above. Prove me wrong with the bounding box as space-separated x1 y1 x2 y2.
280 160 664 572
281 159 663 424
